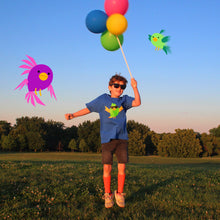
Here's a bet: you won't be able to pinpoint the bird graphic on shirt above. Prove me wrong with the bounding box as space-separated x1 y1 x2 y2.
105 103 123 118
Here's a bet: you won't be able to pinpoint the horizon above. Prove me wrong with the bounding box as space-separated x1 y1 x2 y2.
1 114 217 135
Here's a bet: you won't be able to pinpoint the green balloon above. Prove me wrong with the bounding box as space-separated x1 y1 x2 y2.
100 30 124 51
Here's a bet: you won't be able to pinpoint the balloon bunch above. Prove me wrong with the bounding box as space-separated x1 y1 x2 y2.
86 0 129 52
86 0 133 78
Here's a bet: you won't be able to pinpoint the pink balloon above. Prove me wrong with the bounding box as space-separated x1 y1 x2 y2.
104 0 129 16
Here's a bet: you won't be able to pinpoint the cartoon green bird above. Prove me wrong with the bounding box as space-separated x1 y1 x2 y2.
105 103 123 118
148 29 171 54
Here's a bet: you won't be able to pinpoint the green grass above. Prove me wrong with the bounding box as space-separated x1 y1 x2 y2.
0 153 219 219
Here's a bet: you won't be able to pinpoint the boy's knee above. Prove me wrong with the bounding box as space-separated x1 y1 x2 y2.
103 164 112 176
118 163 126 175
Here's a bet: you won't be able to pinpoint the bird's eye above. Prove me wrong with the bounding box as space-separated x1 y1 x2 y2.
48 73 50 75
152 36 154 38
38 70 40 73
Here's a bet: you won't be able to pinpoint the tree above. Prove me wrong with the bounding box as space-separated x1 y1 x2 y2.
157 129 202 158
13 117 46 151
127 120 158 155
157 133 173 157
63 125 78 150
68 138 77 152
145 131 161 155
215 137 220 155
26 131 45 152
44 120 65 151
77 120 101 152
200 133 216 156
12 117 65 152
15 116 46 134
17 134 28 152
209 125 220 137
0 121 11 136
128 130 146 155
1 134 17 151
0 121 12 149
206 142 215 156
79 139 88 152
127 120 150 135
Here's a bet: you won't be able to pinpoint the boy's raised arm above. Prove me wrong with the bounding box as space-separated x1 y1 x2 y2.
65 108 91 120
131 78 141 107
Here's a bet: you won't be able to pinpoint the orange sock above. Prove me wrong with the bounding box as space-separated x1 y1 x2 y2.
103 176 111 194
118 174 125 193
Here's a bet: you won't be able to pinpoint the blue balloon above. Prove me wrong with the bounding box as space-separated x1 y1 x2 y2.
86 10 108 34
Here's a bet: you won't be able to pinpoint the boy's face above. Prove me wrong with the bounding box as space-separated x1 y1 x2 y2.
108 80 126 98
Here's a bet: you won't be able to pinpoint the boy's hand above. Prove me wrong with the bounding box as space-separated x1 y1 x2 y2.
131 77 141 107
65 113 74 120
131 78 137 89
65 108 90 120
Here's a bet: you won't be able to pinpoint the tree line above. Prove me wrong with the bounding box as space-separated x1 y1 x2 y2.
0 117 220 157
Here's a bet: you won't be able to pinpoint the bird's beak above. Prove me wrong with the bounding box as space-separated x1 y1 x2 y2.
153 37 158 42
39 72 48 81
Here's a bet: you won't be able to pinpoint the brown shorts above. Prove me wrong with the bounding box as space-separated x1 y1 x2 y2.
101 139 129 165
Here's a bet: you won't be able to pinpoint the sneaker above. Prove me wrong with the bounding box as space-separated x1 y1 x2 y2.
102 193 114 208
114 190 126 208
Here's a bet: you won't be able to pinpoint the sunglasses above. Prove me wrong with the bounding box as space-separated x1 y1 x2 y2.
112 83 126 90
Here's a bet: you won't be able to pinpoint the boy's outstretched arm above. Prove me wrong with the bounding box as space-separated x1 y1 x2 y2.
65 108 91 120
131 78 141 107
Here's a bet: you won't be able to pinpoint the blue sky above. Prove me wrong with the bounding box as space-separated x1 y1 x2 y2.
0 0 219 133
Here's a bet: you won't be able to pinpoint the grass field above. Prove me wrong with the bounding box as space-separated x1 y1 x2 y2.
0 153 220 219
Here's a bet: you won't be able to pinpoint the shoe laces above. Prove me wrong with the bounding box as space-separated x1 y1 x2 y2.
117 192 126 197
102 193 113 200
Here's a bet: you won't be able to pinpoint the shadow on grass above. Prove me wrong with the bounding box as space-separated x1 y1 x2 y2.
127 176 180 203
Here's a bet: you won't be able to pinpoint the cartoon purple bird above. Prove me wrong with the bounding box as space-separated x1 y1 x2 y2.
15 55 56 106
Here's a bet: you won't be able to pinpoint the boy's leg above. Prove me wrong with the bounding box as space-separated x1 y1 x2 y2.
115 140 128 194
103 164 114 208
102 141 116 194
114 139 128 208
115 163 126 207
101 140 116 208
103 164 112 194
118 163 126 193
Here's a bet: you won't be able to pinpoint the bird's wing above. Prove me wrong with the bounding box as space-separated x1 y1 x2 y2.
47 84 57 100
160 29 165 34
163 46 171 55
33 93 45 106
119 106 123 112
148 35 152 41
14 79 28 90
105 106 110 113
162 36 170 43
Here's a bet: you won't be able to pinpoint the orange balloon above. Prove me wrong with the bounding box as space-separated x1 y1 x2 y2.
106 13 128 36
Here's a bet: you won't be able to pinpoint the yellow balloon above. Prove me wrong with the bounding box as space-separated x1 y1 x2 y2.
106 13 128 36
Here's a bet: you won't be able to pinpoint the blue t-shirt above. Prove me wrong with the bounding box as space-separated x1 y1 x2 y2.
86 94 134 144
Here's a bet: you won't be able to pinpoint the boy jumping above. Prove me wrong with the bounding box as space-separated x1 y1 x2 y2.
65 74 141 208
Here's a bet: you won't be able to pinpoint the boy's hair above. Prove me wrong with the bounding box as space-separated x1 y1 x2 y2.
109 74 128 86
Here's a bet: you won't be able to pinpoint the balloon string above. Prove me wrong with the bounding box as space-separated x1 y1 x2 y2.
116 36 133 78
